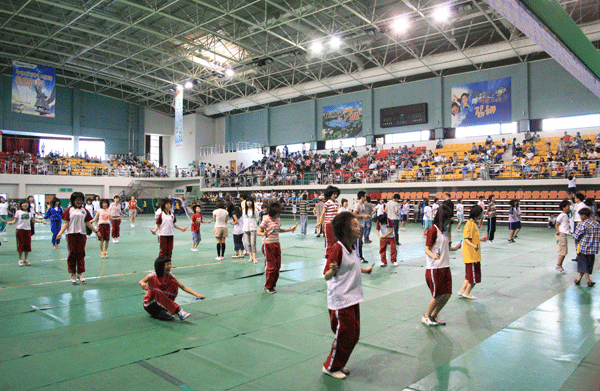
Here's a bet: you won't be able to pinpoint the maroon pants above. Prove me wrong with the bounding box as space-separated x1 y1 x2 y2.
16 229 32 252
324 304 360 372
324 223 335 257
67 233 87 274
159 235 174 259
262 242 281 289
97 224 110 242
111 219 121 238
143 291 180 316
379 237 397 264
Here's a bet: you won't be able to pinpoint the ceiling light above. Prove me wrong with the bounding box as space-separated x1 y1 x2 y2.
225 68 235 77
433 5 451 22
391 16 410 33
176 84 183 90
310 41 323 53
184 80 193 89
329 36 342 49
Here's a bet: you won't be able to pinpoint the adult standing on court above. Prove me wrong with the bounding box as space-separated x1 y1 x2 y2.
363 196 374 243
386 194 401 245
313 196 325 237
353 191 370 263
484 195 497 243
298 193 310 235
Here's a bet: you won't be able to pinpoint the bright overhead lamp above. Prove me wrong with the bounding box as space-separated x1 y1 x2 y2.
225 68 235 77
184 80 193 89
433 5 451 22
329 36 342 49
310 41 323 53
391 16 410 33
176 84 183 90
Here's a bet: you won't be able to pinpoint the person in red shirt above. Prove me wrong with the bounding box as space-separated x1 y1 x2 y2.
126 196 143 228
139 256 205 321
190 204 211 252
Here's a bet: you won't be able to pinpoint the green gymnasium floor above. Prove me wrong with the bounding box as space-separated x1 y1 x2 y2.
0 215 598 391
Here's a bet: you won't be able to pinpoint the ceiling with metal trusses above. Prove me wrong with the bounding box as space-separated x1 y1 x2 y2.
1 0 600 117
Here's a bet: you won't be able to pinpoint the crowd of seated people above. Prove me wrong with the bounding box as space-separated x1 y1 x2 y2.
0 150 40 174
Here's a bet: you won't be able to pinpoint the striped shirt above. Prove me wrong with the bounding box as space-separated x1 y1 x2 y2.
260 215 281 244
573 219 600 255
299 199 310 215
323 200 339 224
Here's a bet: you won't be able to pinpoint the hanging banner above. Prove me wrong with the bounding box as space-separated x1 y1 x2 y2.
174 87 183 149
322 101 362 140
451 77 511 128
12 61 56 117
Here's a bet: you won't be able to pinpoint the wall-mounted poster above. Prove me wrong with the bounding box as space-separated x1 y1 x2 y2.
322 101 362 140
174 88 183 149
451 77 511 128
12 61 56 117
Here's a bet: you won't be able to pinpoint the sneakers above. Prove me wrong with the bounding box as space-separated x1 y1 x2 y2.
25 260 31 266
130 224 135 228
248 258 253 263
341 367 350 375
461 293 477 300
588 281 596 287
555 265 566 274
434 317 446 326
457 291 465 297
508 239 515 243
77 274 85 282
70 274 77 283
390 262 399 267
191 248 198 252
421 315 438 326
322 366 346 379
264 287 277 294
112 238 119 243
178 310 191 321
361 258 368 264
232 254 240 258
488 240 494 244
364 240 372 243
18 260 24 267
379 262 387 267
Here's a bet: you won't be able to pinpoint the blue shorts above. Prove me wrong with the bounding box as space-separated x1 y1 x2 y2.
401 214 408 222
457 213 464 222
423 219 433 229
191 230 201 243
567 187 577 195
509 221 521 231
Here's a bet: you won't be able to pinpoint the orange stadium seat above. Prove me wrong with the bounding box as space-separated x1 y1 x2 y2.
516 191 524 199
423 191 430 199
548 190 557 199
523 191 532 199
493 191 500 198
416 192 423 199
596 190 600 199
586 190 596 198
540 191 549 199
507 191 515 199
558 191 567 198
435 192 443 199
500 191 508 199
532 191 540 199
469 191 478 199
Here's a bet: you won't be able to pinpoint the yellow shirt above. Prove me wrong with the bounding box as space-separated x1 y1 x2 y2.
462 220 481 263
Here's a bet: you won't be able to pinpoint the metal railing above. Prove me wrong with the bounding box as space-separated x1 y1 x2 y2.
198 142 263 156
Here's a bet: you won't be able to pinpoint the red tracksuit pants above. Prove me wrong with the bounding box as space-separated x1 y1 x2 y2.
379 237 397 264
324 222 335 257
262 242 281 289
324 304 360 372
111 219 121 238
143 290 180 316
67 233 87 274
159 235 174 259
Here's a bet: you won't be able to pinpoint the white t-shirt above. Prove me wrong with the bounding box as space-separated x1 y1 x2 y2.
401 203 410 215
568 177 576 188
456 203 464 215
156 211 176 236
213 209 229 228
386 200 400 220
242 208 259 232
324 241 364 311
432 203 439 213
14 210 32 230
425 225 450 269
376 204 386 216
424 206 433 220
92 200 101 212
0 202 8 215
557 212 570 234
63 207 92 234
97 209 111 225
478 200 486 211
85 204 94 216
573 202 588 223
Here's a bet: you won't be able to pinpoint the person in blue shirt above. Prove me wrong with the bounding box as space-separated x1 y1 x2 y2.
44 198 64 249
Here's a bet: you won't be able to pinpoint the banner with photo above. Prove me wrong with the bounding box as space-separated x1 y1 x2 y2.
322 101 362 140
451 77 511 128
174 88 183 149
12 61 56 117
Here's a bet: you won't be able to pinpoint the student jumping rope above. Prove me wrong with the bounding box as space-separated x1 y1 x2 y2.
109 195 126 243
213 200 229 260
190 204 210 252
90 199 111 257
507 199 522 242
422 204 461 326
242 197 260 263
150 197 188 259
322 211 373 379
459 205 483 300
44 197 63 249
484 194 496 243
56 192 102 283
377 214 397 266
3 200 46 266
126 196 143 227
257 201 297 294
316 185 340 258
456 199 464 231
139 256 206 321
228 203 244 258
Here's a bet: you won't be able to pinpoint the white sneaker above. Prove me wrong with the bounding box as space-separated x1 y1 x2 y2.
114 239 119 243
421 315 438 326
130 224 135 228
488 240 494 243
216 256 221 260
70 274 77 283
18 260 24 267
25 260 31 266
379 262 386 267
191 248 198 252
77 273 85 282
178 310 191 321
391 262 399 266
112 239 117 243
232 254 239 258
322 366 346 379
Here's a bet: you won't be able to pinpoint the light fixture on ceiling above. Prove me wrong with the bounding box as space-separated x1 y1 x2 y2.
391 16 410 33
225 68 235 77
310 41 323 53
184 80 193 89
329 36 342 49
176 84 183 90
433 5 451 22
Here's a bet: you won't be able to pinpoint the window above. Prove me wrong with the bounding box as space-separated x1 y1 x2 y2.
39 137 73 156
325 137 363 150
542 114 600 131
149 135 160 166
384 130 430 144
455 122 517 139
79 139 105 160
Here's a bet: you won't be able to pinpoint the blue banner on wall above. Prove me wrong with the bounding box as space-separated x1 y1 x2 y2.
322 101 362 140
174 87 183 149
451 77 511 127
11 61 56 117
